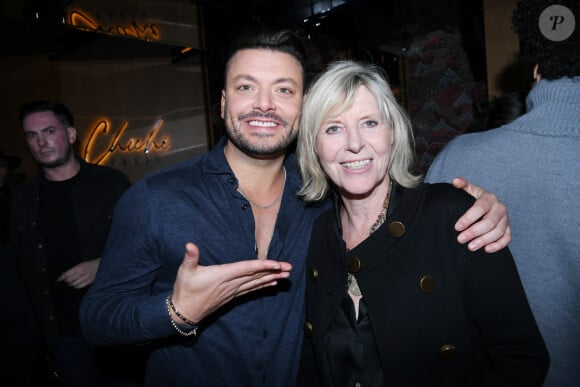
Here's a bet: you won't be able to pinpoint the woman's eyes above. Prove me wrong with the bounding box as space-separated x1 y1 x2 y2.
362 119 378 128
323 120 379 134
324 125 342 134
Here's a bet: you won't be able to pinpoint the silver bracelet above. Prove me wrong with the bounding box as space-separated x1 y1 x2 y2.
165 295 198 337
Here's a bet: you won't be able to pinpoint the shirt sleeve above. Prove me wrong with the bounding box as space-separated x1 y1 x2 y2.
80 179 176 345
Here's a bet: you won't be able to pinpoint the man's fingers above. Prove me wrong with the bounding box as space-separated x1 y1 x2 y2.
71 278 88 289
455 189 498 232
457 209 510 251
455 204 486 234
452 177 482 198
484 226 512 253
182 243 200 266
452 177 512 252
220 259 292 280
452 178 489 232
452 177 485 200
451 177 468 190
237 272 290 296
57 269 76 284
214 261 292 298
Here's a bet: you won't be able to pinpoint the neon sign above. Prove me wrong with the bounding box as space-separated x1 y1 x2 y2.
82 117 170 165
67 9 160 41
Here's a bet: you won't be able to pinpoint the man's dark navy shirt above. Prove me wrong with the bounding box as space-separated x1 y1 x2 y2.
80 137 328 386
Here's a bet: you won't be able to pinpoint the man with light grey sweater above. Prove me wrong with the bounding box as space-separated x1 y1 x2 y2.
426 1 579 385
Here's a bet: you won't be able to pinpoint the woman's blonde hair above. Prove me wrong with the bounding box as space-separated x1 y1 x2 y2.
297 60 421 202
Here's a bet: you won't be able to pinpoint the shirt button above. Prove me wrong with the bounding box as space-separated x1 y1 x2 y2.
419 275 437 293
347 255 361 273
242 204 248 210
310 268 319 280
439 344 456 359
37 243 44 249
388 221 406 237
228 177 235 184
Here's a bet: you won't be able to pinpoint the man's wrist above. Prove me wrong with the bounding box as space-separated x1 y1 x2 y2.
165 294 198 337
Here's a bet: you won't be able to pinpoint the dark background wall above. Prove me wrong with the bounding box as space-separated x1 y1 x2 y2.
1 0 521 181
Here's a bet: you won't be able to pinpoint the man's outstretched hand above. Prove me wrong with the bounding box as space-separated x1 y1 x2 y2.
170 243 292 324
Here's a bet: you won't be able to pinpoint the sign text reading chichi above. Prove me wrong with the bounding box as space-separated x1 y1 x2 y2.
82 117 170 166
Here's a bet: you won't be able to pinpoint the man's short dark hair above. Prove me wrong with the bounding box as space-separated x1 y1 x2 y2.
513 0 579 79
18 100 75 128
224 29 307 87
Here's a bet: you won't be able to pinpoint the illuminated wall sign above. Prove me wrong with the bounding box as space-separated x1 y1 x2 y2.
67 9 160 41
63 0 201 48
82 117 170 166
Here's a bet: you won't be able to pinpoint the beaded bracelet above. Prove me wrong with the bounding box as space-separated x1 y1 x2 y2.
168 295 197 326
165 295 198 337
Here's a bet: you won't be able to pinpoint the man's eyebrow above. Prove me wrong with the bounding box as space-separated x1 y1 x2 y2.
232 74 298 86
232 74 256 83
274 77 299 86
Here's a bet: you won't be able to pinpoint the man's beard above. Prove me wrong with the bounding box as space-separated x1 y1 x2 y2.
226 111 297 158
38 146 73 169
227 129 296 158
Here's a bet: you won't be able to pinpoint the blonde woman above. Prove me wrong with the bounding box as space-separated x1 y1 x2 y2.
297 61 549 386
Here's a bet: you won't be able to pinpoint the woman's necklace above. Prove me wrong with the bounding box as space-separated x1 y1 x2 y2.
347 181 392 297
238 168 286 210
